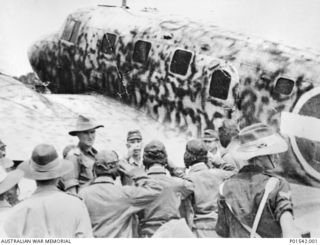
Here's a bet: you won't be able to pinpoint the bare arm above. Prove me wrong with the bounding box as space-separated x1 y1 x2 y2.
280 211 300 237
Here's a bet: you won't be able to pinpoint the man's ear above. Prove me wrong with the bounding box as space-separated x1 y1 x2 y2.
126 143 130 149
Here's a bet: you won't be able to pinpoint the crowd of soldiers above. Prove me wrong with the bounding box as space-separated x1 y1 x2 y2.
0 115 301 238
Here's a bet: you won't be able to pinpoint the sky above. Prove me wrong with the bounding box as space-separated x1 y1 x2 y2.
1 0 320 76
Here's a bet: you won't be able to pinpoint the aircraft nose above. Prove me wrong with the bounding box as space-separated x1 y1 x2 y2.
27 33 59 85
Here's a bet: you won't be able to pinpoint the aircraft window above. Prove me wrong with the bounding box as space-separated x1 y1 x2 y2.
132 40 152 64
101 33 117 54
61 19 81 43
209 69 231 100
170 49 192 76
274 77 295 95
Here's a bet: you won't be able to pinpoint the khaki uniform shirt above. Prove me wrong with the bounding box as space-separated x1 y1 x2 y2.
186 162 234 237
138 165 194 237
0 200 11 213
120 156 144 186
62 143 98 190
4 186 92 238
79 168 162 238
216 165 293 238
0 200 12 236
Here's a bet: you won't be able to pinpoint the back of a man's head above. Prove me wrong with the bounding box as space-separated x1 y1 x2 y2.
94 150 119 179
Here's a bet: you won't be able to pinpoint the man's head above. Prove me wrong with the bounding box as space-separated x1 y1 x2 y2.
184 139 208 168
93 150 120 179
68 115 103 147
77 130 96 148
143 140 167 169
18 144 73 182
0 139 6 158
248 154 278 170
126 130 143 158
202 129 220 154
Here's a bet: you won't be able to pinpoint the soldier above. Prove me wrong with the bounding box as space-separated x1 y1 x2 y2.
126 130 143 167
0 139 20 205
202 129 236 171
4 144 92 237
62 115 103 193
79 149 162 238
202 129 224 168
0 166 24 213
184 139 235 237
0 166 24 236
216 123 299 238
121 130 144 186
138 140 194 237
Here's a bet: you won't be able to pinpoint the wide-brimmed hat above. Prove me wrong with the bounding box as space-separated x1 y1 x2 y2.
19 144 73 180
69 115 104 136
0 166 24 195
230 123 288 160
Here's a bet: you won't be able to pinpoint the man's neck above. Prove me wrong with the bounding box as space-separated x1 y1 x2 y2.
132 155 141 162
79 142 92 152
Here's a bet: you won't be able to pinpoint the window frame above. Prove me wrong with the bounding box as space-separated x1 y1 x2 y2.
132 40 152 64
208 68 232 101
273 76 295 96
169 48 194 77
60 19 81 44
101 32 118 55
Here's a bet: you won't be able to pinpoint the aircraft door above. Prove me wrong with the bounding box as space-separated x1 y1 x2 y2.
115 37 153 106
96 32 126 100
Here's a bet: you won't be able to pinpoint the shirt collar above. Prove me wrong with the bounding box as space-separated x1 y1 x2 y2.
188 162 208 173
92 176 115 185
33 185 59 195
127 157 142 167
147 165 167 175
78 143 97 156
0 200 11 209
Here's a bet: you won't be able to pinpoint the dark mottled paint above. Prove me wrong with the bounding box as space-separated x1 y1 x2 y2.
28 6 320 186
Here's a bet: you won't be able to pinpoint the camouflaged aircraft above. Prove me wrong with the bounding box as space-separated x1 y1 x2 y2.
27 2 320 187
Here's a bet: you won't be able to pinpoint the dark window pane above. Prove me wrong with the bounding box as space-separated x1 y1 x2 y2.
101 33 117 54
274 77 294 95
69 21 81 44
170 49 192 76
61 20 81 44
209 69 231 100
132 40 151 63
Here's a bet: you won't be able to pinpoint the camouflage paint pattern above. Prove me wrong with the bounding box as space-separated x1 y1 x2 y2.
28 6 320 186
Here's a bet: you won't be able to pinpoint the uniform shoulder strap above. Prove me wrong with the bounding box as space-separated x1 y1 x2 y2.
250 177 279 238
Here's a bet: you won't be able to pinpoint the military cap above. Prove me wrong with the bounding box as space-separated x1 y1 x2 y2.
127 130 142 141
